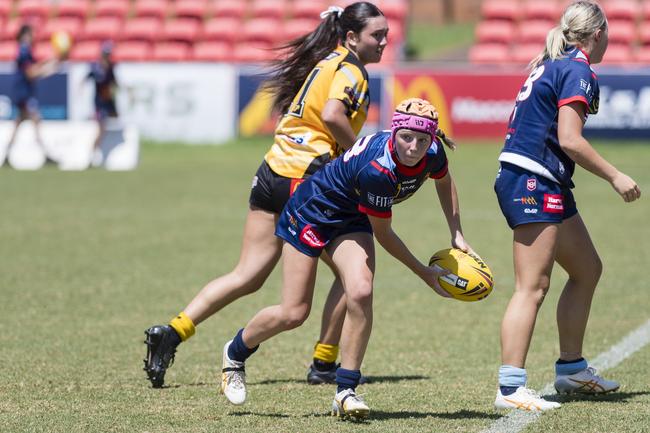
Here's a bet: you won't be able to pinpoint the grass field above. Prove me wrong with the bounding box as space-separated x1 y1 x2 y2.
1 137 648 433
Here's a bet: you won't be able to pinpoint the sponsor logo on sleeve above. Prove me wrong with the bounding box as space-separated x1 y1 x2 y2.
513 197 538 205
367 192 393 207
543 194 564 213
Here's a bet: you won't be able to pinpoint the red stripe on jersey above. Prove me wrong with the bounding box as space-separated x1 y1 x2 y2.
370 161 397 181
429 161 448 179
558 95 588 108
358 204 392 218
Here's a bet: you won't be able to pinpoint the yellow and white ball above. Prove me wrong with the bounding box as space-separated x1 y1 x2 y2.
50 30 72 58
429 248 494 302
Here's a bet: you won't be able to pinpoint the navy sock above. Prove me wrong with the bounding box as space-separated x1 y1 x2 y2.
556 357 585 364
227 328 259 363
336 368 361 394
500 386 519 396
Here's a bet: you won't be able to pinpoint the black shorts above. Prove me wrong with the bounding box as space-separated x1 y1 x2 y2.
249 160 306 214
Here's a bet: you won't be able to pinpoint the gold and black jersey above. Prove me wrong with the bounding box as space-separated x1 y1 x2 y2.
264 46 370 179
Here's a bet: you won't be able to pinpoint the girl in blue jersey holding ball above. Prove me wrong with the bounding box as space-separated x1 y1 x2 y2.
219 98 472 421
493 1 641 411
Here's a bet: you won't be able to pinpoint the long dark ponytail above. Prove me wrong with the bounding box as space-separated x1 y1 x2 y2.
264 2 384 114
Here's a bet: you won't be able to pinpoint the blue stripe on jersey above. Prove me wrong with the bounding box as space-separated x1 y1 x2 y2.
500 46 600 187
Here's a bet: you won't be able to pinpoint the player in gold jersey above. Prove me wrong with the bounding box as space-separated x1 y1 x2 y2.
143 2 388 388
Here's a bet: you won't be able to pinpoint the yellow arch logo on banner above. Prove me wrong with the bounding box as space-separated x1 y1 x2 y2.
239 87 275 137
392 75 452 136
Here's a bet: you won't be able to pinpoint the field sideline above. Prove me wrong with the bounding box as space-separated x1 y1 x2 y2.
1 137 648 433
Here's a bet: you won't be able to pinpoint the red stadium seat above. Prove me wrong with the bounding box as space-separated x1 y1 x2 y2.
281 18 319 41
122 17 163 43
643 3 650 21
42 17 83 41
94 0 130 20
112 41 151 61
377 0 408 21
475 20 516 44
57 0 90 20
17 0 51 21
33 40 54 60
201 17 241 43
290 0 325 19
512 42 543 64
1 20 24 41
241 18 281 45
481 0 521 21
192 41 233 61
469 43 510 64
607 20 636 45
163 19 201 43
250 0 287 20
233 44 277 63
387 18 404 43
211 0 247 19
518 20 554 44
602 43 633 65
133 0 169 20
634 46 650 63
522 0 562 22
639 25 650 45
82 17 122 43
173 0 208 20
603 0 639 22
69 40 101 61
0 0 12 18
152 42 190 61
0 41 17 61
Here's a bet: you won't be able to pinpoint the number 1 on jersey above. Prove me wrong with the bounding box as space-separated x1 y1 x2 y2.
289 68 322 118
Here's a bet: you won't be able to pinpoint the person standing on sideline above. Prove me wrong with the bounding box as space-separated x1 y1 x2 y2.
493 1 641 411
143 2 388 388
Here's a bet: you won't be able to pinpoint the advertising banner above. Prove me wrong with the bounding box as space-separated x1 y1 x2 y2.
0 65 68 120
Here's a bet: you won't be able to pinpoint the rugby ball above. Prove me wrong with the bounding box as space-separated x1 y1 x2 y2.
428 248 494 302
51 30 72 58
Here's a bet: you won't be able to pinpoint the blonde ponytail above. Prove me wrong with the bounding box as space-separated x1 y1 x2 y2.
529 1 607 69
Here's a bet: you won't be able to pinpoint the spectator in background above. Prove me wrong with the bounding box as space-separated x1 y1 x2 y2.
5 24 61 162
86 41 118 165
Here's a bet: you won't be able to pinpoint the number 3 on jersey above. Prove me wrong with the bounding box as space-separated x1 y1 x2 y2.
511 65 545 122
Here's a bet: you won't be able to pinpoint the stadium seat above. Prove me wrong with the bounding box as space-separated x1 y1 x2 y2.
191 40 233 61
33 40 54 60
0 0 12 18
211 0 247 19
133 0 169 20
634 46 650 63
201 17 241 43
152 42 190 61
17 0 51 21
602 43 633 65
522 0 562 22
518 20 554 44
163 19 201 43
603 0 639 22
513 42 543 64
250 0 287 20
0 41 17 61
94 0 130 20
1 20 24 41
233 44 277 63
638 25 650 45
173 0 208 20
377 0 408 21
241 18 282 45
607 20 636 45
290 0 325 19
122 17 163 43
281 18 319 41
480 0 521 21
387 18 404 43
112 41 151 61
69 40 101 61
469 43 509 64
643 3 650 21
82 17 122 43
42 17 83 41
56 0 90 20
475 20 516 44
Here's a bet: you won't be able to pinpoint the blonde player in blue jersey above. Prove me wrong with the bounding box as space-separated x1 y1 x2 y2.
493 1 641 411
143 2 388 388
220 98 471 420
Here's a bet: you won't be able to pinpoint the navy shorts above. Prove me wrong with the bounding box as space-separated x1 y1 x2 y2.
249 160 305 214
275 206 372 257
494 162 577 229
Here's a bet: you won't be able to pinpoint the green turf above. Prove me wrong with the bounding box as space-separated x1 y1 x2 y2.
0 138 648 433
405 22 476 60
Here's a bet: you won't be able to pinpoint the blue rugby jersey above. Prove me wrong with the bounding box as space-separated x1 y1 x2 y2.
499 46 600 187
286 130 448 228
13 43 35 103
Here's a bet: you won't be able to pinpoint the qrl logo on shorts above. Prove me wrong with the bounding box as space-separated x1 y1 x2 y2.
543 194 564 214
526 178 537 191
300 225 325 248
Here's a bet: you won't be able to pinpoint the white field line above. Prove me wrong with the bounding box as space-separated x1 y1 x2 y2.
480 319 650 433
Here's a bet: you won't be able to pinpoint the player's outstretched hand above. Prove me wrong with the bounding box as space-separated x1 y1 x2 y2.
420 264 453 298
451 233 474 255
611 171 641 203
